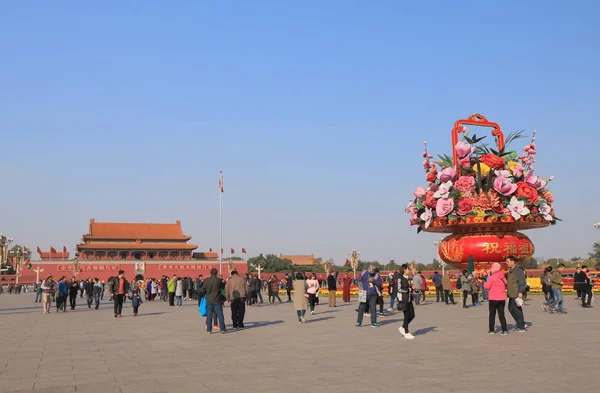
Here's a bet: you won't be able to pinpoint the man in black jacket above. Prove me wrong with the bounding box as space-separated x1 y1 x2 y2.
110 270 130 318
573 266 585 300
327 271 338 307
201 268 226 334
84 278 95 309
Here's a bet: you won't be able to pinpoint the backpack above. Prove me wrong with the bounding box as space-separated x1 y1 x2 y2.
456 277 463 290
543 273 552 287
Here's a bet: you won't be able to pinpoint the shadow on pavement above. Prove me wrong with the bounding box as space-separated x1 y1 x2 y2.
413 326 437 336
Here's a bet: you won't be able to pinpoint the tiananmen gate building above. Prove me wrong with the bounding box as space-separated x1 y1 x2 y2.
15 219 247 283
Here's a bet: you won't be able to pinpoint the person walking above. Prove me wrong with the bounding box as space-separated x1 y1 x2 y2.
269 276 282 304
506 256 527 332
386 272 396 312
355 265 382 328
57 277 68 312
131 289 143 316
34 280 43 303
412 271 423 306
459 270 473 309
574 266 585 300
432 271 443 303
92 278 102 310
284 273 293 302
201 268 226 334
168 275 177 307
175 278 184 307
327 270 338 307
68 277 79 310
195 275 204 305
225 270 248 329
483 263 508 335
40 275 55 314
306 273 320 315
547 264 567 314
581 266 593 308
471 275 481 306
342 274 352 303
84 278 95 308
293 273 308 323
442 272 455 305
110 270 130 318
397 266 415 339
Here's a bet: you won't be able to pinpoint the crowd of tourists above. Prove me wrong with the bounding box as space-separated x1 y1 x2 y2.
32 256 595 339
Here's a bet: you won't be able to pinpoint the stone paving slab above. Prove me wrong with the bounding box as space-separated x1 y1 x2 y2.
0 293 598 393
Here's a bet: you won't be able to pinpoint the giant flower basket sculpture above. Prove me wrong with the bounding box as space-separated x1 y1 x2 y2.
406 114 558 270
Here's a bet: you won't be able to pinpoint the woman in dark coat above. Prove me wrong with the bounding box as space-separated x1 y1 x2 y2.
397 267 415 340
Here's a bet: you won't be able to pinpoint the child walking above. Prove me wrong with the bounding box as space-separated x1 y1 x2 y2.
131 289 143 316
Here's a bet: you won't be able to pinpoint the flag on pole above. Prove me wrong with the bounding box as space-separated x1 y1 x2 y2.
37 246 42 256
345 259 351 265
242 248 246 254
230 248 235 254
209 248 213 253
221 248 224 255
219 171 224 193
63 246 67 254
50 247 57 254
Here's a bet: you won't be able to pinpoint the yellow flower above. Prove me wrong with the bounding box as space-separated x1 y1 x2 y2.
507 161 519 173
473 162 490 177
473 209 486 217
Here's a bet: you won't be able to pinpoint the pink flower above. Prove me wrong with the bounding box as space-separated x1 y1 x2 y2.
433 181 453 199
539 203 554 221
512 165 525 178
525 171 546 189
508 196 530 220
438 167 457 183
455 176 475 193
455 141 474 159
413 187 427 198
405 200 417 214
436 198 454 217
420 208 433 228
493 176 517 196
409 212 420 226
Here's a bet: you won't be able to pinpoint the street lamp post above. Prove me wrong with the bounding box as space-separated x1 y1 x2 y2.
8 246 30 285
433 240 447 276
348 250 360 279
594 223 600 230
0 233 14 269
72 252 81 278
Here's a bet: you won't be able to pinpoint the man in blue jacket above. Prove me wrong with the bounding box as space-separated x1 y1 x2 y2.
355 265 382 328
57 277 69 312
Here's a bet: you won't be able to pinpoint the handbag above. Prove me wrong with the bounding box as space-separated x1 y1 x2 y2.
199 297 207 317
358 289 367 303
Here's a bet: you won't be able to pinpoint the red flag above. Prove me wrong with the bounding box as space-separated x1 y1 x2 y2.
221 248 224 255
345 259 351 265
50 247 57 254
242 248 246 254
37 246 42 256
63 246 67 254
219 171 224 193
230 248 235 254
209 248 213 253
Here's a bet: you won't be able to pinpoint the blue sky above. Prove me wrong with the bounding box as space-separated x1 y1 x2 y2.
1 1 599 264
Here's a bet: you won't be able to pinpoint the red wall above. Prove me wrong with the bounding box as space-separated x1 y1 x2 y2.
8 260 248 283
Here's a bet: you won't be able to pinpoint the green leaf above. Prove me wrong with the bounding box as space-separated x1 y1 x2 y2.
417 226 423 234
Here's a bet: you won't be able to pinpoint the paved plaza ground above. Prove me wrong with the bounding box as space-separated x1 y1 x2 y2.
0 292 598 393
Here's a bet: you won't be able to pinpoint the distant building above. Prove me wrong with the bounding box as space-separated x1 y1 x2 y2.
192 252 219 260
280 253 316 266
76 219 198 260
38 249 70 261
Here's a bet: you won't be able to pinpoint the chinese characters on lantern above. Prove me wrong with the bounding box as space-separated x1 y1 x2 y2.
481 242 533 258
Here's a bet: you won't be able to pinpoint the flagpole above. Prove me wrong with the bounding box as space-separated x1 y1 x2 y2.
219 170 223 274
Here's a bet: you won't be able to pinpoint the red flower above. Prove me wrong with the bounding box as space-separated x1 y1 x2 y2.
423 192 437 208
457 198 474 216
426 173 436 182
480 153 506 170
516 182 539 204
